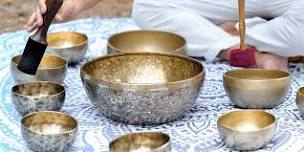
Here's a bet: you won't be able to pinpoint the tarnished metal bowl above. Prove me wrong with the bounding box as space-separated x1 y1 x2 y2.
11 81 65 116
21 111 78 152
10 54 67 83
81 53 204 124
223 69 291 108
296 87 304 117
107 30 186 54
109 132 170 152
217 110 276 151
47 32 88 63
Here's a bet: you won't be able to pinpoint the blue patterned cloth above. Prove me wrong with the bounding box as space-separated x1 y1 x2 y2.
1 17 304 152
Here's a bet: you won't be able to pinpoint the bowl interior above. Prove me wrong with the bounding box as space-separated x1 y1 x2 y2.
218 111 275 132
12 82 64 97
110 132 169 152
47 32 88 49
224 69 289 80
83 53 203 84
22 112 77 135
12 54 66 69
108 31 185 53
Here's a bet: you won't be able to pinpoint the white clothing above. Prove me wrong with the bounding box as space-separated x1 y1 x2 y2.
132 0 304 61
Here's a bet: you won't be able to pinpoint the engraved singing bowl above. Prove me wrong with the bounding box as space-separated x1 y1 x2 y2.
223 69 291 108
109 132 170 152
21 111 78 152
11 81 65 116
107 30 186 54
217 110 276 151
47 32 88 63
81 53 204 125
11 54 67 83
296 87 304 117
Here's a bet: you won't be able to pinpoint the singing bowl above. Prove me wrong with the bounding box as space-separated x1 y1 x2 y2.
11 81 65 116
109 132 170 152
21 111 78 152
223 69 290 108
81 53 204 124
296 87 304 117
11 54 67 83
107 30 186 54
217 110 276 151
47 32 88 63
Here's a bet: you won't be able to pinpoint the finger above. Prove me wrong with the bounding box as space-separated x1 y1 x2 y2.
39 0 47 13
26 13 37 28
36 6 44 26
54 14 63 23
26 23 39 33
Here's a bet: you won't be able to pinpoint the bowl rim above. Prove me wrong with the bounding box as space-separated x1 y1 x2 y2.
11 81 65 97
217 110 276 133
11 54 67 70
80 52 204 88
223 69 290 81
107 29 186 53
47 31 88 49
109 131 170 151
21 111 78 135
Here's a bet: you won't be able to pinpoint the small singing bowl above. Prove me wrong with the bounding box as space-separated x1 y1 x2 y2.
109 132 170 152
10 54 67 83
47 32 88 63
217 110 276 151
107 30 186 54
11 81 65 116
296 87 304 117
21 111 78 152
223 69 291 108
81 52 204 124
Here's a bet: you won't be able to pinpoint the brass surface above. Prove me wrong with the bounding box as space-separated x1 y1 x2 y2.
108 30 186 54
12 54 66 69
12 81 64 97
47 32 88 63
217 110 276 150
296 87 304 117
109 132 170 152
223 69 291 108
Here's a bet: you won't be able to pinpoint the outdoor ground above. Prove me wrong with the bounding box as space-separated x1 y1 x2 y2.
0 0 133 33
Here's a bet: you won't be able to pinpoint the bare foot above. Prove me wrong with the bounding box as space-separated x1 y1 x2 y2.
256 52 288 71
219 21 239 36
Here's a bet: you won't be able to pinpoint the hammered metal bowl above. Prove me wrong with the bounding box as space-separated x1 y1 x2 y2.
11 54 67 83
47 32 88 63
81 53 204 124
217 110 276 151
223 69 290 108
21 111 78 152
109 132 170 152
11 81 65 116
296 87 304 117
107 30 186 54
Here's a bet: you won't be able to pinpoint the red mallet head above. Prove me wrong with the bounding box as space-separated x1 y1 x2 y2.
230 47 256 68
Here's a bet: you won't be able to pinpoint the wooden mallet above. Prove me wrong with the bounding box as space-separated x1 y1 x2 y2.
230 0 256 67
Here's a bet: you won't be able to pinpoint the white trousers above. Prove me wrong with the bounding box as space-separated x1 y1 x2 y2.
132 0 304 61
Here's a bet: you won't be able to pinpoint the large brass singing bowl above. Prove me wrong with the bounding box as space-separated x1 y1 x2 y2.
223 69 291 108
11 54 67 83
47 32 88 64
21 111 78 152
81 53 204 125
217 110 276 151
107 30 186 54
296 87 304 117
109 132 170 152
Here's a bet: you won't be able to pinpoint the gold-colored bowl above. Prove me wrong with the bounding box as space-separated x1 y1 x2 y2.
109 132 170 152
81 52 204 124
10 54 67 83
47 32 88 63
21 111 78 151
217 110 276 151
296 87 304 117
107 30 186 54
223 69 291 108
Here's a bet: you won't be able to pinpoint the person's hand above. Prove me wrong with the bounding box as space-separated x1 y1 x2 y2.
25 0 79 32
